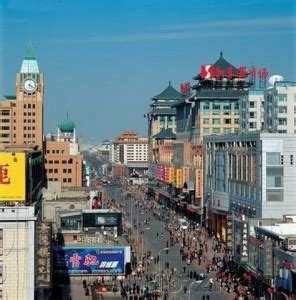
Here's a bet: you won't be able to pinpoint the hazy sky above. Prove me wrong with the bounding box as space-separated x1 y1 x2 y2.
1 0 296 143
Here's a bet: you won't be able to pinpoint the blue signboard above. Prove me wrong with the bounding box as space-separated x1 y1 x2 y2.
53 247 125 275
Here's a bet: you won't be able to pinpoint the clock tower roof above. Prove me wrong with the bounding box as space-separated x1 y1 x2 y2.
20 45 39 74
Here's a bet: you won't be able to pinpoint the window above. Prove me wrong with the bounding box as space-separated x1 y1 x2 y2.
68 169 72 173
234 103 239 110
203 101 210 110
249 112 257 118
278 118 287 125
203 128 210 134
266 167 283 187
213 128 220 134
62 160 67 164
203 118 210 124
213 103 220 110
54 160 59 164
52 150 55 154
279 106 287 114
46 150 50 154
234 119 239 124
68 158 73 163
48 169 53 173
33 120 35 123
267 152 281 165
224 119 231 124
290 155 293 165
294 106 296 114
249 101 256 108
212 119 220 124
24 134 26 138
54 169 58 173
63 169 67 173
33 104 35 108
281 155 284 165
24 104 27 109
0 228 3 253
56 150 59 154
63 178 67 182
223 128 231 134
24 112 27 116
267 189 283 201
1 111 9 116
278 93 287 102
28 104 31 109
68 178 72 183
278 130 287 133
54 178 58 182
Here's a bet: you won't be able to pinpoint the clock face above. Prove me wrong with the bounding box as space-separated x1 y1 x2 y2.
23 79 37 93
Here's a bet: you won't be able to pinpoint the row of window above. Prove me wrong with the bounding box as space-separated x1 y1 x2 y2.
203 128 237 134
48 178 72 183
24 112 36 116
46 149 65 154
45 158 73 164
202 102 239 111
47 168 72 173
203 118 238 125
24 104 36 109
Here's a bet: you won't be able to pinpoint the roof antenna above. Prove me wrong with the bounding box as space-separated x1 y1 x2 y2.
66 110 69 119
169 81 171 86
220 51 223 58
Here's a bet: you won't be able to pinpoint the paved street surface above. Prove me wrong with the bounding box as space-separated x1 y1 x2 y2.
107 186 229 300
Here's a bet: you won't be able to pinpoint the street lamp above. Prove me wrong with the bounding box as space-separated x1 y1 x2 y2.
158 247 169 293
188 280 203 300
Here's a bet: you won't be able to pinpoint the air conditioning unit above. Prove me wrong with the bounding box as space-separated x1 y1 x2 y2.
285 237 296 251
84 228 89 232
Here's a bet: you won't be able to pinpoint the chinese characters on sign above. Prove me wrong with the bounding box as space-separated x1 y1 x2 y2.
180 82 191 94
199 64 269 81
0 164 10 184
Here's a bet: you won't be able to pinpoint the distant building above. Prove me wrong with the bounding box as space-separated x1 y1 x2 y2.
264 81 296 134
111 131 148 179
0 46 44 150
45 118 83 188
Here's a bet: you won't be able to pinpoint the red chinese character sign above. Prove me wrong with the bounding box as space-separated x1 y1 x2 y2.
0 164 10 184
200 65 215 79
180 82 191 94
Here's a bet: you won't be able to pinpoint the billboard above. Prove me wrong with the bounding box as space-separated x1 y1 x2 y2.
54 247 125 275
0 153 26 201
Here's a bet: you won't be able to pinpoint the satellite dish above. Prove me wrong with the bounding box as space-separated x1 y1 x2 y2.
268 75 284 86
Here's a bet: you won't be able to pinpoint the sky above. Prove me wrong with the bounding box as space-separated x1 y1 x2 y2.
0 0 296 143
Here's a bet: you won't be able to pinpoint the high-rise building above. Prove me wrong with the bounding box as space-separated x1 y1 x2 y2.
239 90 264 132
45 119 83 187
264 81 296 134
0 46 44 150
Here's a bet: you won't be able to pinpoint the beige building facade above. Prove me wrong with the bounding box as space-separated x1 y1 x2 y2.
45 120 83 188
0 47 44 150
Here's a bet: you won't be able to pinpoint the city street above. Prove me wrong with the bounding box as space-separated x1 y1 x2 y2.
108 186 228 300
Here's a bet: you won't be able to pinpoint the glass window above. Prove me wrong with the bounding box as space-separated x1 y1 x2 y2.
203 128 210 134
54 169 58 173
249 101 256 108
223 128 231 134
63 169 67 173
203 101 210 110
278 118 287 125
213 103 220 110
249 112 257 118
279 106 287 114
203 118 210 124
68 178 72 183
212 119 220 124
234 103 239 110
266 189 283 201
224 119 231 124
68 169 72 173
278 93 287 102
213 128 220 134
266 152 281 165
266 166 283 187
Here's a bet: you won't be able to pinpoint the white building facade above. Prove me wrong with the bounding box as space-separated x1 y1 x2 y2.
239 90 264 132
264 81 296 134
0 206 36 300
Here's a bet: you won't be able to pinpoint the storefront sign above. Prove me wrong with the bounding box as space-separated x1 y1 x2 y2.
54 247 125 275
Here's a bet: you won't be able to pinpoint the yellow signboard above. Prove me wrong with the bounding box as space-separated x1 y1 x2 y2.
0 153 26 201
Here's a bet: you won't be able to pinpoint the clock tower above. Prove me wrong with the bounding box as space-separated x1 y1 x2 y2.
13 45 44 149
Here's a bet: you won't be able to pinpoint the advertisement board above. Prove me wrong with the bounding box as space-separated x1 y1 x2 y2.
54 247 125 275
0 153 26 201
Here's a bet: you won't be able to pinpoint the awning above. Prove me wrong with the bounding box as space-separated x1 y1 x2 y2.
186 204 199 214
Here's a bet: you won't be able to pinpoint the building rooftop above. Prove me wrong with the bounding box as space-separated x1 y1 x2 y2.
152 82 182 101
259 223 296 237
20 45 39 73
59 118 76 133
153 127 176 140
149 107 176 115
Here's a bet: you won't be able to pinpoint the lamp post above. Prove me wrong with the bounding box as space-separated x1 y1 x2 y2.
188 280 203 300
141 228 151 258
158 247 169 293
